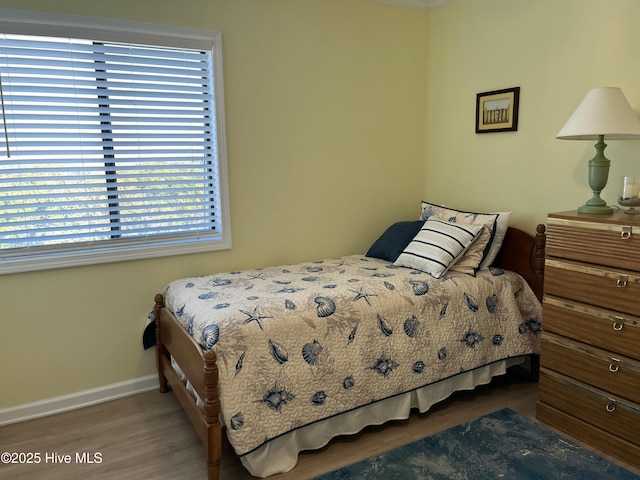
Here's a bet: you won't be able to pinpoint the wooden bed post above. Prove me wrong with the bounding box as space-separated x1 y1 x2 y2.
203 350 223 480
530 224 546 381
532 224 546 301
154 294 169 394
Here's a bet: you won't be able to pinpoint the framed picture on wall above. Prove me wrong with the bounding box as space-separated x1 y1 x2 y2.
475 87 520 133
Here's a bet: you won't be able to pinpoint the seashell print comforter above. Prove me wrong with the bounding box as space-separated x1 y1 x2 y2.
161 254 542 457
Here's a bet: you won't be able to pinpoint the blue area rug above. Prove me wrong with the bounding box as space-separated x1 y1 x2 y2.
315 408 639 479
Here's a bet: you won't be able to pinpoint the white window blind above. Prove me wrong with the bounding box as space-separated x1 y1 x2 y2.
0 11 230 274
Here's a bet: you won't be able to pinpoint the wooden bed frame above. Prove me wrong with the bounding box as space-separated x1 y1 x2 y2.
153 224 547 480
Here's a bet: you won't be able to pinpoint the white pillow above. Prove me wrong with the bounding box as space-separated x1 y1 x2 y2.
479 211 512 268
394 218 483 279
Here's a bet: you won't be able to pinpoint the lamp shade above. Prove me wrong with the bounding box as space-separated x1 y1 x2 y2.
556 87 640 140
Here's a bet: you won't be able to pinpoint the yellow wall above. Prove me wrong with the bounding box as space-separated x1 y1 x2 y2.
0 0 428 408
4 0 640 410
426 0 640 232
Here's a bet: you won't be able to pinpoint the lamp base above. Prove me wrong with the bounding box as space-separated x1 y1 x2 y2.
578 204 613 214
577 135 612 215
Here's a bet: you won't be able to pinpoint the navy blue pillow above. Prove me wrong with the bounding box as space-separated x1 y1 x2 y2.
365 220 425 262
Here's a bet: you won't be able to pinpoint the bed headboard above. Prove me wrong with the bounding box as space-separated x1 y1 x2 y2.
491 224 546 301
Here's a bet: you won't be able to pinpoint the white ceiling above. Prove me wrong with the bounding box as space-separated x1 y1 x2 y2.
370 0 454 10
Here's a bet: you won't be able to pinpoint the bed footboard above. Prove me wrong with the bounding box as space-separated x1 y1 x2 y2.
154 294 224 480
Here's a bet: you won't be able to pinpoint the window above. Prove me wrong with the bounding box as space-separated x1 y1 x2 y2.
0 9 230 274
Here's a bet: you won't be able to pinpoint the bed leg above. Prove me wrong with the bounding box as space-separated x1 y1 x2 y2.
207 460 220 480
154 293 169 394
204 350 222 480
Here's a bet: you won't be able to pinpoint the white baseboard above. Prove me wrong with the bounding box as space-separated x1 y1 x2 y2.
0 374 159 426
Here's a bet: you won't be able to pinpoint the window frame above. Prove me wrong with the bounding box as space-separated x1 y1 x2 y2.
0 8 231 275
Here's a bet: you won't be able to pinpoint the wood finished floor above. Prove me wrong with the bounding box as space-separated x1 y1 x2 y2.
2 370 638 479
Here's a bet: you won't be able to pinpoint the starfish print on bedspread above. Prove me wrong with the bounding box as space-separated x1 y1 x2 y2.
350 287 378 306
240 307 273 330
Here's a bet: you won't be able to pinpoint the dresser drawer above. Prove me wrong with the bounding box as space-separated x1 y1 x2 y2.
545 259 640 316
536 402 640 469
540 333 640 404
547 215 640 271
543 296 640 361
539 368 640 445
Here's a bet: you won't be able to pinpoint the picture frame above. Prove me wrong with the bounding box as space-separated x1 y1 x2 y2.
475 87 520 133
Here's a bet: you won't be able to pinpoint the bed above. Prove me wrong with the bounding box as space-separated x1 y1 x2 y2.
148 205 546 480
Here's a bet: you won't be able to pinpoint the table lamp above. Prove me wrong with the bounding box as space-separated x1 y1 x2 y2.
556 87 640 214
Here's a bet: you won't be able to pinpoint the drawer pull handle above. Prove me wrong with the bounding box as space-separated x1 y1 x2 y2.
609 359 620 373
605 401 617 413
616 275 628 288
612 317 625 331
621 226 632 240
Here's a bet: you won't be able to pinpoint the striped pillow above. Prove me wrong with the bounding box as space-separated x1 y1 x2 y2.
420 201 499 269
394 218 483 278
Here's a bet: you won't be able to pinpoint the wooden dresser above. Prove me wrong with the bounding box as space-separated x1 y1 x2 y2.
536 210 640 469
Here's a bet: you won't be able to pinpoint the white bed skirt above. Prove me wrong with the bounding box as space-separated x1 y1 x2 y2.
172 356 524 478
